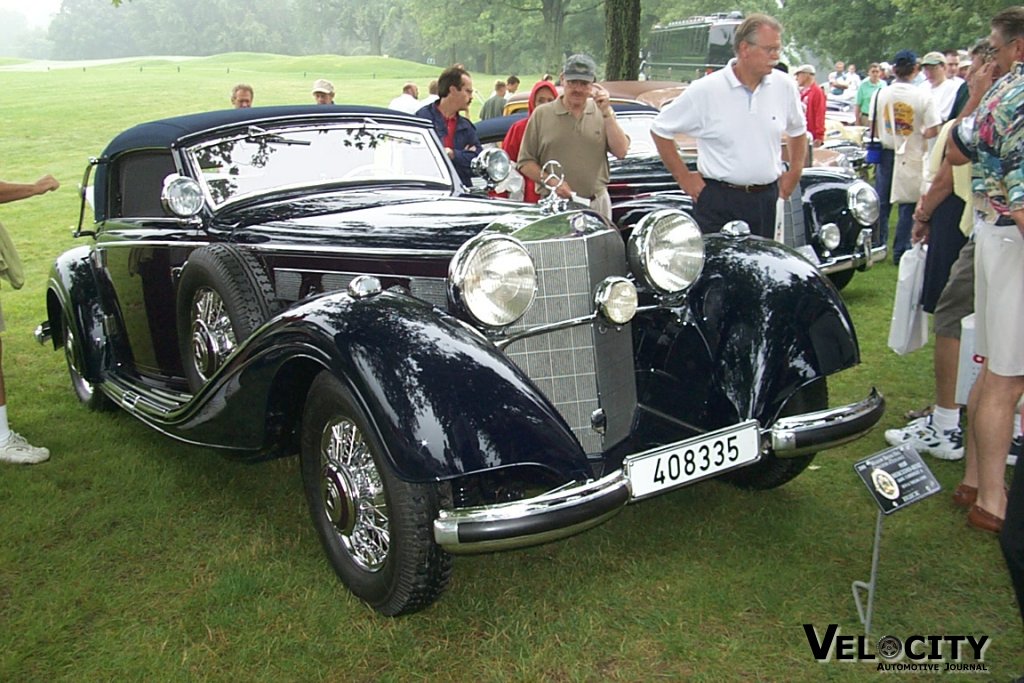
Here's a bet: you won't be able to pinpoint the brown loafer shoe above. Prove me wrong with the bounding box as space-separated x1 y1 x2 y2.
967 504 1004 534
953 483 978 508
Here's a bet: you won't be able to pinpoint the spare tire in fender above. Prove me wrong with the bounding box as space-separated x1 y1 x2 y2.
176 244 276 392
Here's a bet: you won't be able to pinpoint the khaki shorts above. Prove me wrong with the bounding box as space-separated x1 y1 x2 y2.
933 238 974 339
974 221 1024 377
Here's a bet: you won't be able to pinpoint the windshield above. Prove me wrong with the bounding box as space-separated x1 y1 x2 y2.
186 123 451 207
615 114 666 157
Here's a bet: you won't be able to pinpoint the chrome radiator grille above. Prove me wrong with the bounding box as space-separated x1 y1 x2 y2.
503 230 637 454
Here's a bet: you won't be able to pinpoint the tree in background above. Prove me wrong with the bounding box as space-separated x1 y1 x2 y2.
605 0 640 80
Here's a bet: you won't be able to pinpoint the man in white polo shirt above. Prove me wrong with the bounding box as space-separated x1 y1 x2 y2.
649 13 806 238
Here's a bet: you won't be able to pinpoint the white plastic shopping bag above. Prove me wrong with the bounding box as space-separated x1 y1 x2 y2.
887 243 928 355
955 313 984 405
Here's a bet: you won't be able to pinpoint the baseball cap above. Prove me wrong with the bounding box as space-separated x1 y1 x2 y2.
311 78 335 95
794 64 816 75
921 51 946 66
562 54 597 82
892 50 917 67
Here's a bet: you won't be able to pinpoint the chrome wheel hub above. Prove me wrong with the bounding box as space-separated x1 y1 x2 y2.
320 417 388 571
190 287 236 382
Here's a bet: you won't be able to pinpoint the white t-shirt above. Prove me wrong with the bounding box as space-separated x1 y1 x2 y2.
651 59 806 186
919 77 962 120
844 71 861 100
387 93 421 114
870 81 941 155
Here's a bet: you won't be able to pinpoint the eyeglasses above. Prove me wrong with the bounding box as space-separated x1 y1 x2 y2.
752 44 782 56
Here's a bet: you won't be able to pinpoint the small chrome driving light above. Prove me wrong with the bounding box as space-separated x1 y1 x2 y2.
848 180 880 226
628 210 705 294
161 174 204 218
471 148 511 184
819 223 841 251
595 277 638 325
449 234 536 328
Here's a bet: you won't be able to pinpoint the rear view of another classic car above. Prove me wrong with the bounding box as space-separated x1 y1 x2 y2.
38 105 883 616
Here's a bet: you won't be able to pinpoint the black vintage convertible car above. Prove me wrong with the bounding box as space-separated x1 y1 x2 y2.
477 104 885 290
38 105 884 615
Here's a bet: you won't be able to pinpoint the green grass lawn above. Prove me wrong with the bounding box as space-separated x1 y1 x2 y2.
1 54 1021 682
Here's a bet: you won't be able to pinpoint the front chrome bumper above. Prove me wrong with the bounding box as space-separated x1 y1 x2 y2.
434 387 885 554
817 228 887 275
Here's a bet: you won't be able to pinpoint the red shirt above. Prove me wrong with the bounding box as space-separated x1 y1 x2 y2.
444 115 458 150
800 83 826 143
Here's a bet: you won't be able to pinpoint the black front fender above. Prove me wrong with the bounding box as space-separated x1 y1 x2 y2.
169 290 591 484
635 234 859 431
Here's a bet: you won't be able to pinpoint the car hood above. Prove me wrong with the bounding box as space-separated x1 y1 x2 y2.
217 191 562 252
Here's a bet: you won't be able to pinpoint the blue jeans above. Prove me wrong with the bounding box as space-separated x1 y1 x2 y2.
874 148 894 249
893 203 914 265
874 148 914 263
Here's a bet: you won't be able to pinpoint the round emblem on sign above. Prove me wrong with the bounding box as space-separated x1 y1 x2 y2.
877 635 902 659
871 468 900 500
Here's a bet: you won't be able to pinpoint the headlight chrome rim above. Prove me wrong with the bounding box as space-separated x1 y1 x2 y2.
449 234 536 328
819 223 842 251
471 147 511 184
595 277 638 325
848 180 880 226
161 174 204 217
628 209 705 294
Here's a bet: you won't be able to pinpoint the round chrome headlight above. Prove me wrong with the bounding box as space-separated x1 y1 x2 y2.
628 210 705 293
848 180 879 226
449 235 536 327
595 277 638 325
161 175 204 217
819 223 842 251
471 147 511 184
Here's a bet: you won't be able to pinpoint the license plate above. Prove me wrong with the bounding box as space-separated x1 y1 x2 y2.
625 420 761 500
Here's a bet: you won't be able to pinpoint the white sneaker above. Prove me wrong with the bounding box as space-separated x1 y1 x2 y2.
884 416 964 460
0 432 50 464
1009 435 1022 467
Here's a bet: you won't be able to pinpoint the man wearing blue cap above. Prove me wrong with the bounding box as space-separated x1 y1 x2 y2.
869 49 941 264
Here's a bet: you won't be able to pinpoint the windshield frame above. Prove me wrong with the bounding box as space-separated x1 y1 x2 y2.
181 120 454 210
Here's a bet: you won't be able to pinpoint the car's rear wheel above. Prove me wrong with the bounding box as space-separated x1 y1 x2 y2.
722 379 828 490
176 245 276 392
63 314 113 411
300 371 451 616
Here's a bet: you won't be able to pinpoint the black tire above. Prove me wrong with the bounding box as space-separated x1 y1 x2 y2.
722 379 828 490
63 313 114 412
176 244 276 392
827 269 855 291
300 371 451 615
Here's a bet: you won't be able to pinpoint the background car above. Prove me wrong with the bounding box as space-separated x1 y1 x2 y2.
39 105 883 616
478 98 884 290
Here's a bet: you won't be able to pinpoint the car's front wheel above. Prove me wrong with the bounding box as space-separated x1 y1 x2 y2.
722 379 828 490
827 270 855 290
300 371 451 615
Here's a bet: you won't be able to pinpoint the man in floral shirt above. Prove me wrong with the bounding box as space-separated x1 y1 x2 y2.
948 7 1024 632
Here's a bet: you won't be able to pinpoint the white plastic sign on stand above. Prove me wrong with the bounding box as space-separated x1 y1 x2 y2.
850 445 941 636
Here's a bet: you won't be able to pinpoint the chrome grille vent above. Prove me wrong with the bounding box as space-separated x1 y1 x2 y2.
504 229 636 454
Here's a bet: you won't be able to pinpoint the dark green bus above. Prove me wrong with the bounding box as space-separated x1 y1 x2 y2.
642 12 743 82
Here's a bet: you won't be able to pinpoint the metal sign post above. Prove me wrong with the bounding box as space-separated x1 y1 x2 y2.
851 444 941 637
